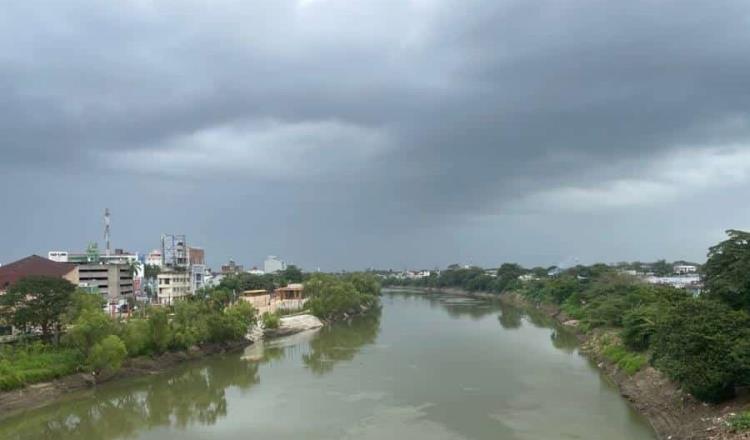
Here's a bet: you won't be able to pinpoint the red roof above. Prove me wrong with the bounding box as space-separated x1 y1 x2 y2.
0 255 76 291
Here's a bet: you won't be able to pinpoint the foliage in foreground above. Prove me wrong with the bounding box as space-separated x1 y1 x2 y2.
728 411 750 432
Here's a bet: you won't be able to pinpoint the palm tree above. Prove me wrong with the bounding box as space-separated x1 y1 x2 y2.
127 259 143 279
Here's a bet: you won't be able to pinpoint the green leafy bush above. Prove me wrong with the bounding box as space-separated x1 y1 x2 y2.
87 335 127 374
262 311 280 329
651 299 750 403
728 411 750 432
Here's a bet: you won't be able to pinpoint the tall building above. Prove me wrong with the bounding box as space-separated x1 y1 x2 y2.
157 271 191 305
77 263 133 302
264 256 286 274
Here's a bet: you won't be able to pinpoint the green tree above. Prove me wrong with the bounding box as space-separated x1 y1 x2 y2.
650 259 673 276
127 260 143 279
64 308 116 356
495 263 526 293
651 298 750 402
87 335 127 375
0 276 76 339
148 308 171 353
144 264 161 280
703 229 750 312
281 265 304 284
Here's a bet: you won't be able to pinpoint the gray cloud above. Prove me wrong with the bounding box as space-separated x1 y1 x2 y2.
2 0 750 269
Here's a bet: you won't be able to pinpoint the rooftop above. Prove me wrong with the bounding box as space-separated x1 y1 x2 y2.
0 255 76 291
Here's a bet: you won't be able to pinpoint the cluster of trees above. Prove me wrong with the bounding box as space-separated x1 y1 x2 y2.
384 230 750 403
305 273 381 321
0 277 257 390
214 265 304 294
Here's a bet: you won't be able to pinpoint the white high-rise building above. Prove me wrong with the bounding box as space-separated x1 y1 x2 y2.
264 256 286 274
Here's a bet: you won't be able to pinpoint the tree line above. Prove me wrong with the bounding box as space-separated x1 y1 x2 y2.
385 230 750 404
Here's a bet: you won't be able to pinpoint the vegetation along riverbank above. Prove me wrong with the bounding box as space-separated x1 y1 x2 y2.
385 229 750 440
0 270 381 417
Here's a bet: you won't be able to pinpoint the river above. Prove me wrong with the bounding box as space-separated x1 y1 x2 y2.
0 291 656 439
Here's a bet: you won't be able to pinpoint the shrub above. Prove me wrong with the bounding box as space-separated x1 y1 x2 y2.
728 411 750 432
262 312 280 329
64 308 116 356
148 308 171 353
87 335 127 375
119 318 151 356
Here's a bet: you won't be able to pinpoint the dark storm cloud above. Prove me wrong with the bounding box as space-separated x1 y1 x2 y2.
3 0 750 268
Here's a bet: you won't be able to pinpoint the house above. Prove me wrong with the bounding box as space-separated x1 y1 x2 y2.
275 283 305 300
673 265 698 275
240 289 271 309
0 255 79 293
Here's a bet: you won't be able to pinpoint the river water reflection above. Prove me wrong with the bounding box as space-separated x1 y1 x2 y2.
0 291 656 440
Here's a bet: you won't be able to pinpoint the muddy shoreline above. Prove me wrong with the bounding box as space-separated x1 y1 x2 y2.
385 286 748 440
0 339 251 421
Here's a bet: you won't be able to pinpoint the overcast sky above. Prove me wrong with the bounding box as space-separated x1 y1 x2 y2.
2 0 750 270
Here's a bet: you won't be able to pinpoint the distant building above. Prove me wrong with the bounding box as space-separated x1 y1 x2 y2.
674 265 698 275
190 264 209 293
0 255 79 293
145 250 163 267
221 260 244 274
264 256 286 274
77 263 133 302
247 267 265 275
188 247 205 265
157 271 191 305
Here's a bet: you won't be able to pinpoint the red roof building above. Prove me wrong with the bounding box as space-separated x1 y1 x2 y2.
0 255 79 292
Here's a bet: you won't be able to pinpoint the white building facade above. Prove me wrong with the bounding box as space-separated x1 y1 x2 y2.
264 256 286 274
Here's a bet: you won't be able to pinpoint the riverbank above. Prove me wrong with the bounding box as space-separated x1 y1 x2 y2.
0 339 251 421
385 286 748 440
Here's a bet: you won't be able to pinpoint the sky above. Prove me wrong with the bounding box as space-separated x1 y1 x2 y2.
2 0 750 271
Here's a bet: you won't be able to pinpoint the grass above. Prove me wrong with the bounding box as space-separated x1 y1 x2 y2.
0 343 82 391
728 411 750 432
602 343 647 376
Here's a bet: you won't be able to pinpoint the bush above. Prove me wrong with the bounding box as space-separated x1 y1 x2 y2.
148 308 171 353
728 411 750 432
262 312 280 329
119 319 151 356
87 335 127 374
64 308 116 356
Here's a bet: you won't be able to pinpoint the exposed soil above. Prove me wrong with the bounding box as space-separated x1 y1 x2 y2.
386 286 750 440
0 339 251 421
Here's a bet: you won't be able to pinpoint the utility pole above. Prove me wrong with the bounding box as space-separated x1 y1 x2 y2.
104 208 111 256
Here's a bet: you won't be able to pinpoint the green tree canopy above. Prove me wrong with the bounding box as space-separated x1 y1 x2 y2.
0 276 76 337
703 229 750 311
